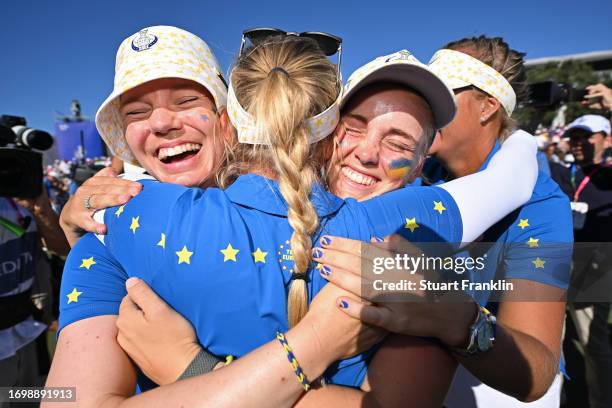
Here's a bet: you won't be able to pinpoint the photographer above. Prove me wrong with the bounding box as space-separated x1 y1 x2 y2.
584 83 612 112
0 188 69 393
549 114 612 408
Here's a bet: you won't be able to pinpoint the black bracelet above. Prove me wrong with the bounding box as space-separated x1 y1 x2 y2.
178 349 222 380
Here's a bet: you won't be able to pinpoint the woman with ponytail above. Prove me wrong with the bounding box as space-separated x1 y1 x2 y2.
48 34 540 406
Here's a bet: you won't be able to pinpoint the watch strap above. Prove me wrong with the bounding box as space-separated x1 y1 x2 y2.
178 349 222 380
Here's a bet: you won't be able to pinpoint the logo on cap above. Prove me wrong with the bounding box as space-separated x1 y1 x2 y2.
385 50 412 63
131 29 158 52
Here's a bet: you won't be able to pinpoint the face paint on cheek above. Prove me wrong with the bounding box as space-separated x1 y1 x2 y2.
384 158 413 180
178 108 217 134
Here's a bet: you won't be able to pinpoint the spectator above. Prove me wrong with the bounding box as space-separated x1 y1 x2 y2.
550 114 612 408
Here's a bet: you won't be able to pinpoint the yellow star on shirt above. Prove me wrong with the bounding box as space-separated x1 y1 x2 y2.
130 216 140 234
67 288 82 304
404 217 419 233
518 219 530 230
252 248 267 263
532 257 545 269
433 201 446 215
527 237 539 248
115 205 125 217
157 233 166 249
221 243 239 262
79 257 96 270
176 245 193 264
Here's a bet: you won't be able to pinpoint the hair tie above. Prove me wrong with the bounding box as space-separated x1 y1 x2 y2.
269 66 290 77
290 272 308 282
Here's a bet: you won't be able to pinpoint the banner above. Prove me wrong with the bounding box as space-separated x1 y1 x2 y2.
53 120 106 161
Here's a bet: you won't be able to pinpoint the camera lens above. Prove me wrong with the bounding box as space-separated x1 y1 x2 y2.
11 125 54 150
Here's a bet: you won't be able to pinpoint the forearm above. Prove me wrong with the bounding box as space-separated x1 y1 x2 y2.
115 322 333 408
31 202 70 256
294 385 379 408
456 322 559 402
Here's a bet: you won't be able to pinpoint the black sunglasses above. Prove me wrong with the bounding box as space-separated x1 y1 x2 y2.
239 27 343 81
241 27 342 56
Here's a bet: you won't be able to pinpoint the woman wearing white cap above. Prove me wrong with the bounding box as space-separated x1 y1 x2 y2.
50 31 540 407
317 36 573 407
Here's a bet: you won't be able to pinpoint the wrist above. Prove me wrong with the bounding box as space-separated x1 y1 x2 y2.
284 319 336 382
441 301 479 348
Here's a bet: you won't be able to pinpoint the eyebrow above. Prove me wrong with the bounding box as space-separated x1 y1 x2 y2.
386 127 417 143
343 113 368 124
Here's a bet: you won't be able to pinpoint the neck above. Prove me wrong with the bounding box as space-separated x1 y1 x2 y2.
440 129 498 179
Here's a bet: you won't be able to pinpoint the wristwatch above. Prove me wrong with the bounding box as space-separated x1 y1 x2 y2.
453 306 496 356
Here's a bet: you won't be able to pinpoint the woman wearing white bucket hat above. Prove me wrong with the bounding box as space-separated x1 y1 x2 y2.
49 30 540 407
59 25 233 245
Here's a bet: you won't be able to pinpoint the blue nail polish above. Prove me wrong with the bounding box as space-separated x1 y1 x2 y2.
320 236 331 246
339 300 349 309
320 265 331 276
312 248 323 259
373 236 384 243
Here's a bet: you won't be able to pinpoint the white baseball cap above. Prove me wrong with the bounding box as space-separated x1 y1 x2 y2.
95 26 228 165
566 114 611 136
341 50 456 129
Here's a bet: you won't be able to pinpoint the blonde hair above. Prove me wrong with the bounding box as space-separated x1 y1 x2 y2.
217 36 339 327
444 36 528 141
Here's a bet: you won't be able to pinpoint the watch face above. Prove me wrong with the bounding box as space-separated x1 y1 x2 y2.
477 321 494 351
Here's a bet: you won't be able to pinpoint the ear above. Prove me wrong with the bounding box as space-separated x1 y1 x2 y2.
218 108 237 146
480 95 501 124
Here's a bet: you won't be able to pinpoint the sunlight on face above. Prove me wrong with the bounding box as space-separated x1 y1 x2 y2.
120 78 225 187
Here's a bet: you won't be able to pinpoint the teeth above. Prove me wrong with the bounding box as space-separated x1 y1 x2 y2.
341 167 376 186
158 143 201 161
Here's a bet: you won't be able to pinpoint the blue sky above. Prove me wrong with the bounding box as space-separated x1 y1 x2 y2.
1 0 611 133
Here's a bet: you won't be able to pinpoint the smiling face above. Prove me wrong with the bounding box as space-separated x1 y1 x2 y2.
568 128 606 165
120 77 228 187
328 83 434 201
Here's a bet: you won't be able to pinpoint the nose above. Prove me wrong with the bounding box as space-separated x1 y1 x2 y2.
353 138 379 165
149 108 182 136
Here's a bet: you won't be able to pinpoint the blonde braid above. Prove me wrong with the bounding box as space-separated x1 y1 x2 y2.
226 36 339 327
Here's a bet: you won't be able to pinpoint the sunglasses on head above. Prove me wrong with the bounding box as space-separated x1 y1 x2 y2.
239 27 343 81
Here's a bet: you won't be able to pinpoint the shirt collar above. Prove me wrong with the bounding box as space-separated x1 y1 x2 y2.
478 141 501 172
224 174 344 217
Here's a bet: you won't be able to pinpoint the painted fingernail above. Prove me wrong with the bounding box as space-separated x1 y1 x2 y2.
372 236 384 243
338 300 349 309
320 265 332 276
312 248 323 259
320 236 331 246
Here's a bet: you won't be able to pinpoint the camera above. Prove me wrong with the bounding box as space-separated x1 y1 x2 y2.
526 81 588 109
0 115 54 198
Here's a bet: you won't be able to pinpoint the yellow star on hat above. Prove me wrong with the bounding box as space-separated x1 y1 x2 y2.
221 243 239 262
518 219 530 230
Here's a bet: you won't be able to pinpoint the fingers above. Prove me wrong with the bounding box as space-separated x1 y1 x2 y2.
312 246 363 276
337 296 394 331
318 263 362 297
86 192 133 211
318 235 363 256
125 277 168 317
94 167 118 178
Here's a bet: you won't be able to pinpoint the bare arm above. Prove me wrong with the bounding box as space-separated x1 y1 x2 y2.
295 335 457 408
46 281 384 408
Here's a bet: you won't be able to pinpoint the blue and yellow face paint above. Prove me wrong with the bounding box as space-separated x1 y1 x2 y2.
385 158 413 180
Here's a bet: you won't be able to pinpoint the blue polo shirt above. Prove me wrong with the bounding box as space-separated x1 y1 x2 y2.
423 143 573 305
59 174 463 388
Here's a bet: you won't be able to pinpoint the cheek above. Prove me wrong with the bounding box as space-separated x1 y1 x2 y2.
125 122 151 157
178 108 217 137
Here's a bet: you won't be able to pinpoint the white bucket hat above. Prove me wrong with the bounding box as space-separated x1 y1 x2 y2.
342 50 456 130
95 25 228 164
